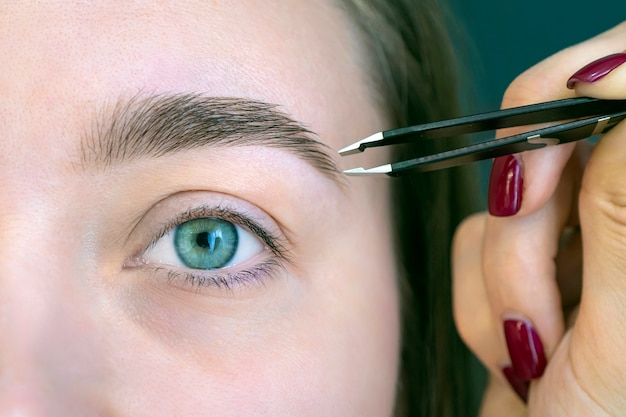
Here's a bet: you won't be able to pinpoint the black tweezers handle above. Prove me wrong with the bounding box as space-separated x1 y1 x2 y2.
389 109 626 174
376 97 626 149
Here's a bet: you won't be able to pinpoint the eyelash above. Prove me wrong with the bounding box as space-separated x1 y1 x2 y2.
135 205 291 290
152 259 284 290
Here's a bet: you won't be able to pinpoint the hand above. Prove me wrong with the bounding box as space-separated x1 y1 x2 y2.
453 22 626 416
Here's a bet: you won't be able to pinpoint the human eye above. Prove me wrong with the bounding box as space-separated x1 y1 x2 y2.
126 196 290 290
146 215 262 270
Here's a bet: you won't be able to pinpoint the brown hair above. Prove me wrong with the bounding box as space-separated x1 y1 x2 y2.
336 0 483 415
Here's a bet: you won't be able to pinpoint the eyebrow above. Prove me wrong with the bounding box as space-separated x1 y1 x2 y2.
81 93 341 181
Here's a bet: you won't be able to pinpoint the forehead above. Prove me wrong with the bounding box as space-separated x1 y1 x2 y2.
0 0 381 164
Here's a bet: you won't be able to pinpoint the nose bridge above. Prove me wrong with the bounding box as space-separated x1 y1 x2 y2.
0 206 104 412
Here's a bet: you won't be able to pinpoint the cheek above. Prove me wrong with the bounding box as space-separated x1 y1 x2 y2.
107 268 399 416
105 274 399 417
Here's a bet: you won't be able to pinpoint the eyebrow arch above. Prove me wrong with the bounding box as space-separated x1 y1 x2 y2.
81 93 341 181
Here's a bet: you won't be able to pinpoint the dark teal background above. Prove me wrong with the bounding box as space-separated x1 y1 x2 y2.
451 3 624 111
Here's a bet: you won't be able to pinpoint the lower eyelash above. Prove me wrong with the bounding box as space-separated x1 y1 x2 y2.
154 258 284 291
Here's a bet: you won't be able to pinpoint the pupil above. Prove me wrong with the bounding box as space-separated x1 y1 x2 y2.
196 232 212 248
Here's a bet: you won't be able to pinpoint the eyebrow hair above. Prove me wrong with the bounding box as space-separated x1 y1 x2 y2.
81 93 341 181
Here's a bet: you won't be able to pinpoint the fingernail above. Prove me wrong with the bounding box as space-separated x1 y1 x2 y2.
567 52 626 89
504 319 547 380
488 155 523 216
502 365 529 403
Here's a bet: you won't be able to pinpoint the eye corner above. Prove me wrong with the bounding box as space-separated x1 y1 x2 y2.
123 254 148 269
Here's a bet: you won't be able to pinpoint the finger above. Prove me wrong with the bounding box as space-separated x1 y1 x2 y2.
453 214 532 404
453 213 502 373
482 150 583 380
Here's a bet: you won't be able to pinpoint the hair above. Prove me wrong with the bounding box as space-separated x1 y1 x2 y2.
336 1 484 416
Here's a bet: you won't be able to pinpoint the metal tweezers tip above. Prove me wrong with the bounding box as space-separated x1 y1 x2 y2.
338 132 384 156
343 164 392 176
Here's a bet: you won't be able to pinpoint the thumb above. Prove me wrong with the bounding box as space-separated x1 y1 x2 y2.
568 118 626 412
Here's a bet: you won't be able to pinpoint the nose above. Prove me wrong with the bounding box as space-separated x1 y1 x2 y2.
0 211 108 415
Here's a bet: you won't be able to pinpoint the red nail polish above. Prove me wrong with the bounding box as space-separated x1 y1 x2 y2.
504 319 546 380
488 155 523 217
502 365 529 403
567 53 626 89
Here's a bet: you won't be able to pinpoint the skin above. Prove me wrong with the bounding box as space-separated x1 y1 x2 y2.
453 22 626 415
0 1 400 415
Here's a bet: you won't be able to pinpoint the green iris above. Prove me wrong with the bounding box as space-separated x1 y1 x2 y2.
174 218 239 270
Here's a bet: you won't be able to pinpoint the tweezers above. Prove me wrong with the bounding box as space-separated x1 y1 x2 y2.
339 97 626 176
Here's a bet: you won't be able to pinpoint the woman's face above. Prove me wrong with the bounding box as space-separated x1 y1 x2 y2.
0 1 400 415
